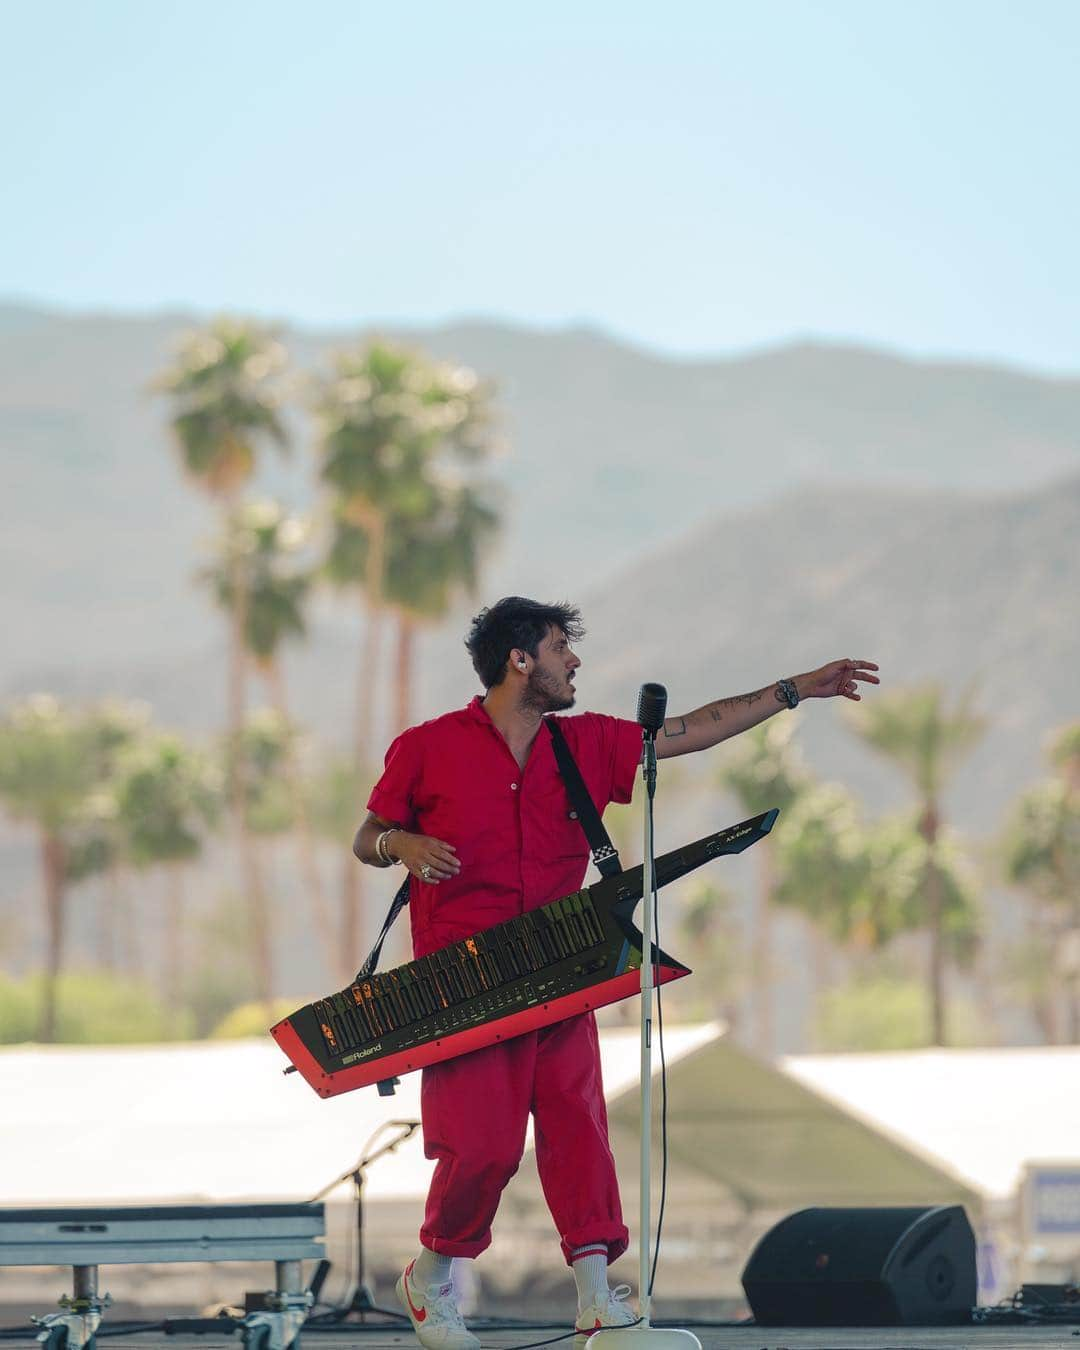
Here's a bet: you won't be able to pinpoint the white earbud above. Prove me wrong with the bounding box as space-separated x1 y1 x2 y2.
518 660 527 670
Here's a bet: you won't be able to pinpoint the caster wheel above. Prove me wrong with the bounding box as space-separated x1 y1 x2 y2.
242 1325 271 1350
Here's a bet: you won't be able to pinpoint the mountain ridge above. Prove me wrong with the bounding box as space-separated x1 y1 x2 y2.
7 296 1080 381
3 301 1078 839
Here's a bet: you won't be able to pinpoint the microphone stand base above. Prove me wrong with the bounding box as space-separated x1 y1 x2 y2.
588 1326 702 1350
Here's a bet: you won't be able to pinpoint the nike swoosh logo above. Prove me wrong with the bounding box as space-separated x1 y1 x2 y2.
404 1263 427 1323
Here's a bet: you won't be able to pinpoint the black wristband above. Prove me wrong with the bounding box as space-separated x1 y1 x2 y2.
776 678 800 709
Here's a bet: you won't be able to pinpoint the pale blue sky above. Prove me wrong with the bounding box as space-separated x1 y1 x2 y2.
3 1 1079 370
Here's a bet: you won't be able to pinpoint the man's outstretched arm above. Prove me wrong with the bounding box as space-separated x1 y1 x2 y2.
655 658 880 759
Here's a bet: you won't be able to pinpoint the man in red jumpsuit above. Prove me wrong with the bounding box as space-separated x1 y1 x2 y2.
354 597 879 1350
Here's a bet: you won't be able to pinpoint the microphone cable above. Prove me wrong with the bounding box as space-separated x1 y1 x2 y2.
646 793 670 1303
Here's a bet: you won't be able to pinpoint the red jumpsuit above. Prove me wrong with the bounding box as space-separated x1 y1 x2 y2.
368 696 643 1263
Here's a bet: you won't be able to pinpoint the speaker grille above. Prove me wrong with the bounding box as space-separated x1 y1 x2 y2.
741 1205 976 1326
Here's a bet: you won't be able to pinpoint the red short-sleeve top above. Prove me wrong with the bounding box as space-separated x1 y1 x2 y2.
367 695 643 957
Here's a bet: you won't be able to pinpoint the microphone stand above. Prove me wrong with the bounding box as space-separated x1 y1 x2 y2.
310 1119 420 1321
591 694 700 1350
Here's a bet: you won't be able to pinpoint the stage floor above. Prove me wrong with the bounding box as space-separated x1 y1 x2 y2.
2 1326 1075 1350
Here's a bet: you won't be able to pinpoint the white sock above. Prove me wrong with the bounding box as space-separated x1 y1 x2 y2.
571 1245 609 1311
412 1245 454 1291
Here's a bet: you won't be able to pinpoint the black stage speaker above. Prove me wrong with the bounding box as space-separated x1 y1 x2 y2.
741 1205 976 1326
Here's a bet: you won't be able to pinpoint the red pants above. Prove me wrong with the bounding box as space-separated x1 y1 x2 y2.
419 1012 628 1265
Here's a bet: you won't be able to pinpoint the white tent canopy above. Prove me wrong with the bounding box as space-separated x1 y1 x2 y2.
781 1045 1080 1203
4 1033 1077 1212
0 1025 718 1207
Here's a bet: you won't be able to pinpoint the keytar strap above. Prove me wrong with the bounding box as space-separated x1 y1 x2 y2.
356 872 411 982
356 716 626 983
546 716 623 878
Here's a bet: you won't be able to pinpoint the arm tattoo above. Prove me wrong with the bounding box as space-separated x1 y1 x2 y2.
661 716 688 739
706 690 764 723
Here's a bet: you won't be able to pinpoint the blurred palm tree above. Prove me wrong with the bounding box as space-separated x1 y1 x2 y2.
158 320 289 731
160 321 289 495
0 698 143 1040
114 733 221 1031
847 813 980 964
998 931 1061 1044
815 970 985 1051
772 781 864 1012
317 340 496 751
315 340 499 969
223 708 299 1006
843 682 988 1045
202 500 337 980
715 717 809 1057
772 782 864 941
309 755 365 832
772 783 980 1048
1049 721 1080 792
384 479 501 732
157 320 290 996
61 702 150 974
48 700 146 1009
307 752 379 980
677 877 742 1023
1001 719 1080 1040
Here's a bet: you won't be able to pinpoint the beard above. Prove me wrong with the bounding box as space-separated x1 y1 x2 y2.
523 667 576 713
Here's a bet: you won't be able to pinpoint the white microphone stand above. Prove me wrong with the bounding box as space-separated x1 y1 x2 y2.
590 705 701 1350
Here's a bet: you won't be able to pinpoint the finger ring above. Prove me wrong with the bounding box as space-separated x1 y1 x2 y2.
420 864 433 880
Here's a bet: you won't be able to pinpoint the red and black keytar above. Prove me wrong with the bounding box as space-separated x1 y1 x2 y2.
273 809 778 1098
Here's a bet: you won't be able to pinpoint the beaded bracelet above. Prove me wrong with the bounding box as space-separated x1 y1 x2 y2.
376 828 402 866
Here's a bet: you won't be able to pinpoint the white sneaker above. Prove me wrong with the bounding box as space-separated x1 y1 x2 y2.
396 1259 481 1350
575 1284 638 1350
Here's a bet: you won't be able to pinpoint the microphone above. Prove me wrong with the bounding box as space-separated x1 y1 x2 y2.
636 682 667 736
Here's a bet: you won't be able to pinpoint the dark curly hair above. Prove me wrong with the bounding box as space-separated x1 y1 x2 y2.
465 597 585 688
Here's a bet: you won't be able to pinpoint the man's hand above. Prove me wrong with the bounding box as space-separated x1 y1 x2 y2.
797 659 880 702
394 832 461 883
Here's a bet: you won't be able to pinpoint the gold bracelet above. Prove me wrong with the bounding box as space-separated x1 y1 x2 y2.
376 828 402 866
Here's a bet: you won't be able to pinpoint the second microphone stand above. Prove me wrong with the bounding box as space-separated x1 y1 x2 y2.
310 1119 420 1321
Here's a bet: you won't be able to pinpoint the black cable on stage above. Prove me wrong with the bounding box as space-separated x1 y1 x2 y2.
477 1332 579 1350
481 1315 643 1349
305 1319 574 1336
0 1313 759 1341
95 1322 168 1337
973 1288 1080 1325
